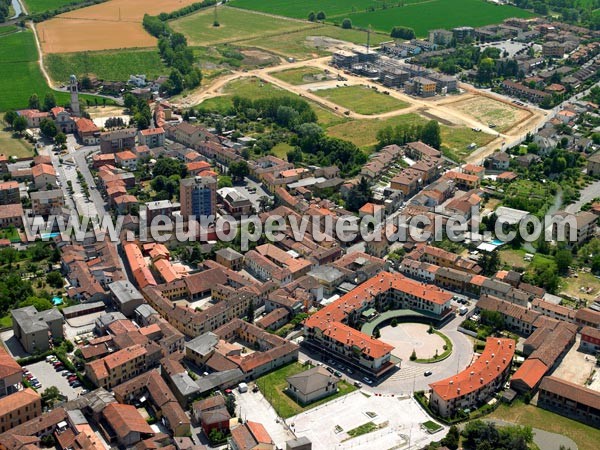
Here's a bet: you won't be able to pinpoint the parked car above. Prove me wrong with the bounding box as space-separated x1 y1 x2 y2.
353 381 363 388
362 377 373 384
424 370 433 377
334 370 342 377
68 376 78 382
71 381 81 388
326 367 334 374
61 370 70 376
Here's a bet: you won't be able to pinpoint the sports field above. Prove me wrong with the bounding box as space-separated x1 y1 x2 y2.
313 85 409 115
231 0 534 36
37 0 202 53
170 6 312 46
46 49 169 83
24 0 87 15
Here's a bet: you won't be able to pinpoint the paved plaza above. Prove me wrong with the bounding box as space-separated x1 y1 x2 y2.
380 323 445 361
288 390 446 450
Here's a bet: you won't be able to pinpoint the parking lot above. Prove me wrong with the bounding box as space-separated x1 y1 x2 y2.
289 390 445 450
24 359 84 400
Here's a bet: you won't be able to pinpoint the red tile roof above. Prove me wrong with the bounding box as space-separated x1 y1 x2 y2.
430 337 515 401
103 403 154 440
32 163 56 178
511 358 548 390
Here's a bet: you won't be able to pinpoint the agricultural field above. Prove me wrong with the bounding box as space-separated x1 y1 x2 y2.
0 30 112 111
346 0 534 36
313 85 409 115
445 95 532 134
232 0 534 37
230 0 427 20
0 25 18 36
24 0 87 15
0 120 35 158
270 67 329 85
170 6 313 47
46 49 169 83
243 24 388 60
37 0 203 53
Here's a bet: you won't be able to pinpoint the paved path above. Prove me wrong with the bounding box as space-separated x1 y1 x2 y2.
483 419 578 450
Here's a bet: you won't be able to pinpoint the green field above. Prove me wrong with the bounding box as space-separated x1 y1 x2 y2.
0 25 19 37
256 362 356 418
231 0 534 37
314 85 409 115
271 67 328 85
171 6 313 46
346 0 534 36
46 49 169 83
24 0 87 14
231 0 427 19
0 121 35 158
244 23 389 60
0 30 111 111
489 401 600 450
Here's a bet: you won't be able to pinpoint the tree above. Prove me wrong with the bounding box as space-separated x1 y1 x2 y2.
43 92 56 112
316 11 326 21
390 26 415 40
410 349 417 361
421 120 441 149
169 69 184 94
229 161 249 181
225 394 236 417
46 271 64 289
80 76 93 90
391 318 398 327
19 296 53 311
40 118 57 138
13 115 28 134
441 425 460 450
123 93 136 111
308 11 316 21
341 18 352 29
41 386 61 407
287 147 303 164
218 175 233 189
4 110 17 126
246 301 255 323
153 157 187 178
208 428 225 445
55 132 67 146
555 249 572 275
28 93 40 110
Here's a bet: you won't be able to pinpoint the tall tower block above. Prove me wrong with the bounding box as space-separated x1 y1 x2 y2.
70 74 81 117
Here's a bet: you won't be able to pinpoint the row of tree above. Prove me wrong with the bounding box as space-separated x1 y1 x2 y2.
376 119 442 150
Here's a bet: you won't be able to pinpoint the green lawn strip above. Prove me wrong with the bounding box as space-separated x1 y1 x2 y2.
345 421 378 439
271 67 326 85
256 361 357 418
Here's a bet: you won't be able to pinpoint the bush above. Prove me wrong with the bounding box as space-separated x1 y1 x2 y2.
391 318 398 327
341 18 352 29
410 349 417 361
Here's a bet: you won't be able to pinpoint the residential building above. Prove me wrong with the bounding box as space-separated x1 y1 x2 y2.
587 153 600 177
32 164 57 190
85 344 148 389
429 338 515 417
115 150 138 170
452 26 474 41
429 29 453 45
217 187 254 217
286 367 338 404
215 248 244 271
0 346 21 397
542 41 565 58
144 199 177 224
229 421 275 450
538 376 600 428
502 80 551 103
102 403 154 447
12 306 63 353
99 128 137 154
138 127 165 148
551 211 597 245
486 152 510 171
75 118 100 145
0 181 20 205
405 77 437 97
580 326 600 353
108 280 144 317
192 396 230 436
180 176 217 219
30 189 64 217
0 389 41 433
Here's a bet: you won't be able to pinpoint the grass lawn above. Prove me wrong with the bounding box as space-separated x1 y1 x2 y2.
489 400 600 450
346 421 378 438
271 142 294 159
0 314 12 328
0 225 21 242
256 362 357 418
313 85 409 115
0 30 113 111
171 6 313 46
45 48 169 83
243 24 389 60
0 25 18 36
326 113 425 148
230 0 377 19
271 67 327 85
499 248 529 270
440 127 495 162
24 0 87 14
560 272 600 304
0 121 35 158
